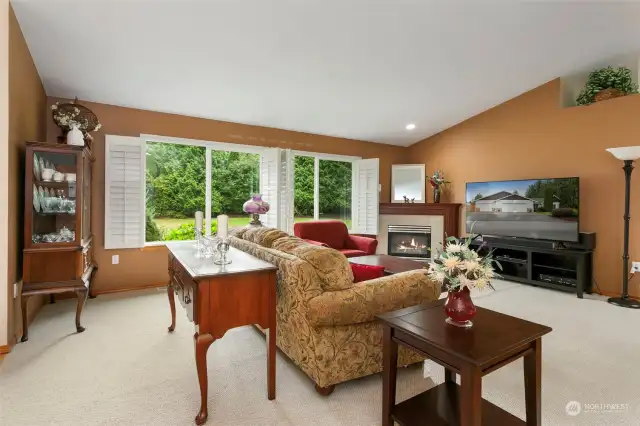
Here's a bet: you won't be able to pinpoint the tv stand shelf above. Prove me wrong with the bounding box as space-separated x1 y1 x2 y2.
470 239 593 298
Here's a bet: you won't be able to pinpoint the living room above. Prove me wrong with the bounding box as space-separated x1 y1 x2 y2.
2 1 640 425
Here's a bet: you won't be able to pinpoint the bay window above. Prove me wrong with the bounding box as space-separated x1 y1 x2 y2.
104 134 379 249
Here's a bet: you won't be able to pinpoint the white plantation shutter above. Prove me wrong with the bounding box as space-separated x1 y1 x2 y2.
278 149 294 233
352 158 379 235
105 135 145 249
260 148 281 228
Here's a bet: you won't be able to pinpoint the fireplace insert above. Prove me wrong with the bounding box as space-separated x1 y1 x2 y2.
387 225 431 259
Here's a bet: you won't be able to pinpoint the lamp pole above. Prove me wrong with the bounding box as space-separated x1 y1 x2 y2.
608 159 640 308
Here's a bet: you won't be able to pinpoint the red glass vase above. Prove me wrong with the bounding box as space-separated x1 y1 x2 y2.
444 286 476 328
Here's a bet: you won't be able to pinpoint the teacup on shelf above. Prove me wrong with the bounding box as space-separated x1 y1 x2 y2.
53 172 64 182
42 197 60 213
41 168 54 181
65 173 76 182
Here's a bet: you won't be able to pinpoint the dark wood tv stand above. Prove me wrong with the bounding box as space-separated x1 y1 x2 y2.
470 238 593 298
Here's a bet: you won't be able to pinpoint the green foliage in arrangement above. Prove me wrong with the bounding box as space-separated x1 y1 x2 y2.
576 66 639 106
164 222 218 241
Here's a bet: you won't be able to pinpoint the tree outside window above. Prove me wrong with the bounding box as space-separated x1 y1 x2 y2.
145 142 260 241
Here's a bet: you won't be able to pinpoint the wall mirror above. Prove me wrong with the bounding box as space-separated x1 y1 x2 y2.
391 164 426 203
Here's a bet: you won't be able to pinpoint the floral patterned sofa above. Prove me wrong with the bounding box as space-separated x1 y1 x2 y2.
229 226 441 395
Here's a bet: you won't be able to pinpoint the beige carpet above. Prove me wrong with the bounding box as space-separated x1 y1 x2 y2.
0 289 433 426
1 280 639 425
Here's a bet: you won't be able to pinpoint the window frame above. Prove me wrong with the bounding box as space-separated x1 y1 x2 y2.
141 134 364 245
291 151 360 230
142 135 265 245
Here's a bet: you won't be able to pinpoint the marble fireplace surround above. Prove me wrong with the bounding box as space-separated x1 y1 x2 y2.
376 203 462 257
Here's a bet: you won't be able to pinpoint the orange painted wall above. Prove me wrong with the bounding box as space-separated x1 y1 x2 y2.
408 79 640 298
7 5 47 345
46 98 408 294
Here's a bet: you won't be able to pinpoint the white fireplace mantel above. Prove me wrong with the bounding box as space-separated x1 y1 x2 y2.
376 203 462 258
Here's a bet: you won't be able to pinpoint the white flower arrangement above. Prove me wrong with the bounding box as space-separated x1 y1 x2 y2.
427 233 501 292
51 101 102 135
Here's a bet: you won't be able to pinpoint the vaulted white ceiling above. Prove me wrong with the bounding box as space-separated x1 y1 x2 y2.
11 0 640 146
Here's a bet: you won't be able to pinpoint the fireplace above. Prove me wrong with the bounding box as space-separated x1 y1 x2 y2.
387 225 432 259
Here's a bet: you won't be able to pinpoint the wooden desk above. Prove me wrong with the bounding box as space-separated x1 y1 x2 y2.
377 301 552 426
166 242 278 425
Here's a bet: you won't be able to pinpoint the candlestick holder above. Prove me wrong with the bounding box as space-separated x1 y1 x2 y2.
214 237 232 265
194 227 203 250
197 234 218 259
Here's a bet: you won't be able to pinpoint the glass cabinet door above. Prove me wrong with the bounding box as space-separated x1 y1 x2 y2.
82 153 92 242
31 149 79 245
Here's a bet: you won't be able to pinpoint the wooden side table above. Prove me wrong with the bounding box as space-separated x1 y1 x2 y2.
377 301 552 426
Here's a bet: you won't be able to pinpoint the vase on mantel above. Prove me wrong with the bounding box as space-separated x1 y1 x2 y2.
444 286 476 328
433 187 441 203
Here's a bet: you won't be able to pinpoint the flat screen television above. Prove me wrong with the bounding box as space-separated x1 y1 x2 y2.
465 177 579 242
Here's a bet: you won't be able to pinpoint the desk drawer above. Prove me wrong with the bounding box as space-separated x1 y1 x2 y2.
169 257 196 323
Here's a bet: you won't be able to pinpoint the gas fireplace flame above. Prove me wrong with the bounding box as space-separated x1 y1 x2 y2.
396 238 429 252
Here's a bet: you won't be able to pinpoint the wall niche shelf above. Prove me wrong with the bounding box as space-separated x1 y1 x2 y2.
559 53 640 108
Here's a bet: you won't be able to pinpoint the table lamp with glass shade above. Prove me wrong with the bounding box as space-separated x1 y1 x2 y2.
606 146 640 309
242 194 270 226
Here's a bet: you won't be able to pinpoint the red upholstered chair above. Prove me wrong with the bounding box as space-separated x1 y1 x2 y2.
293 220 378 257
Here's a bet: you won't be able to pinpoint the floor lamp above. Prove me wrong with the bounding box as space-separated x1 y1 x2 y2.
606 146 640 309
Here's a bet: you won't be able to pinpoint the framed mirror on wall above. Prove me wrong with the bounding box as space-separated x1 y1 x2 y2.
391 164 426 203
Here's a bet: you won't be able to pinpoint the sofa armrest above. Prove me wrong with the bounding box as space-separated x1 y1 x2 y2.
306 270 440 327
303 239 330 248
345 235 378 254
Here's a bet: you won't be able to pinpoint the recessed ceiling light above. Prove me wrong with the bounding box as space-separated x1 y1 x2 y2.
405 123 416 130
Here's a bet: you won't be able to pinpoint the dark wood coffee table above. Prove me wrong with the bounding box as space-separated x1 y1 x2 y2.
348 254 426 275
377 300 552 426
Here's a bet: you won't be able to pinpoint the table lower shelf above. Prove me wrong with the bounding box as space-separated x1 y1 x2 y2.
392 382 525 426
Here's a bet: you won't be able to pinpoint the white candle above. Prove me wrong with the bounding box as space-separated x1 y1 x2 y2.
195 211 203 231
217 214 229 238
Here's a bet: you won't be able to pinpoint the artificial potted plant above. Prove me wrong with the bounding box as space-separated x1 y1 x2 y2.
576 66 639 106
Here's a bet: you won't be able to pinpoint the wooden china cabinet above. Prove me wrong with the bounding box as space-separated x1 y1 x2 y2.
21 141 97 342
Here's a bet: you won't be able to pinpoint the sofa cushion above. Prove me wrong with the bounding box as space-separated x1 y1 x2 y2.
229 226 251 239
339 249 367 258
274 237 354 291
293 220 348 249
303 239 330 247
243 226 289 248
350 263 385 283
272 236 310 252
